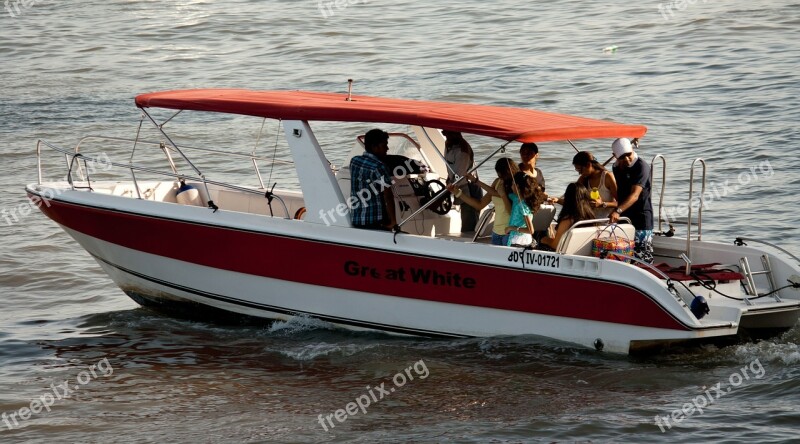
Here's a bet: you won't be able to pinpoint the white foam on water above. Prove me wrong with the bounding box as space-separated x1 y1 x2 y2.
732 341 800 365
265 314 336 335
477 338 506 360
276 342 379 361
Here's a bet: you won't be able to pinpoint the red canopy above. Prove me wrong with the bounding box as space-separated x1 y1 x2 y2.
135 89 647 143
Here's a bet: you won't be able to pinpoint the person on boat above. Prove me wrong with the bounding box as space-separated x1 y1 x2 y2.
505 172 547 247
536 182 596 252
443 130 483 233
446 158 518 246
573 151 618 219
349 129 397 230
609 138 653 263
518 143 546 191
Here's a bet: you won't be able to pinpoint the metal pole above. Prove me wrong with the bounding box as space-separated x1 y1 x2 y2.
686 157 706 274
159 109 183 128
160 142 179 175
650 154 667 233
419 127 458 179
566 139 580 152
397 141 511 228
251 118 267 189
140 108 203 177
36 140 42 185
129 115 144 199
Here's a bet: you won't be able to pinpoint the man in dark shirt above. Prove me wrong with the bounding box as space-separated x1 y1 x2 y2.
609 138 653 263
349 129 397 230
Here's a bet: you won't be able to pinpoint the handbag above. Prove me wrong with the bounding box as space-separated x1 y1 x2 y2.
591 224 634 261
507 230 533 247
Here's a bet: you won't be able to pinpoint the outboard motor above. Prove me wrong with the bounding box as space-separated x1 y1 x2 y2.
690 295 710 320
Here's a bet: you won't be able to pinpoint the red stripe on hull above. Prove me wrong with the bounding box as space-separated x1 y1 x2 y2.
33 195 688 331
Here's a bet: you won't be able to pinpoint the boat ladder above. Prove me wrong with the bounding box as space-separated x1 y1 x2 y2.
685 158 706 275
739 255 781 303
650 154 668 235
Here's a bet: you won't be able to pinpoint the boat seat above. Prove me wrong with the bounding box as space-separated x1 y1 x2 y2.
336 165 352 199
473 206 495 242
533 205 556 231
472 204 556 243
558 223 636 257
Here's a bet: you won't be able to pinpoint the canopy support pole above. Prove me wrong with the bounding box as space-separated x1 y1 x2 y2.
397 140 511 230
140 108 218 211
419 128 458 180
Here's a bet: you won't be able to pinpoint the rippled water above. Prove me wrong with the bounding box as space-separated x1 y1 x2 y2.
2 0 800 442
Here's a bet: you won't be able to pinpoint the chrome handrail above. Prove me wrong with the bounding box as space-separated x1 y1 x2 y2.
686 158 706 274
650 154 667 233
735 237 800 265
74 134 292 194
36 139 292 219
74 135 291 165
66 154 93 191
36 140 42 185
397 140 512 230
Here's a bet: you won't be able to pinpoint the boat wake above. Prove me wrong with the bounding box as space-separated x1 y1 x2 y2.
265 314 338 336
275 342 381 361
731 327 800 365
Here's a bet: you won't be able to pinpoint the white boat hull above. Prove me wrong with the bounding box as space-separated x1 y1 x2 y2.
72 227 739 354
30 184 773 354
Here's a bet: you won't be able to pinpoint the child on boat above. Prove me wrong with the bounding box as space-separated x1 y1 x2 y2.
446 158 518 245
505 172 547 247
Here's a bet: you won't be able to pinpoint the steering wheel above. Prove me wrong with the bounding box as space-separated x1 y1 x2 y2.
421 179 452 215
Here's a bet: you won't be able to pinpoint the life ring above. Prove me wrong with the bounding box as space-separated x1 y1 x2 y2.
294 207 306 220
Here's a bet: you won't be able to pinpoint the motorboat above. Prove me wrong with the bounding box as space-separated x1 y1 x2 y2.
26 88 800 354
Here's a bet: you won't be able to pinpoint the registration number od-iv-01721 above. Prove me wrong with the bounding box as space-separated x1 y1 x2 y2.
507 250 560 269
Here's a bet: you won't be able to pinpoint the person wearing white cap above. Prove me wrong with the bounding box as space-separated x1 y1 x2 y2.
609 138 654 263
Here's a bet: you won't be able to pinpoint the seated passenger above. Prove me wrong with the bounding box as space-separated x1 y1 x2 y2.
446 158 518 245
505 172 547 247
349 129 397 230
443 130 483 233
537 182 596 251
572 151 618 218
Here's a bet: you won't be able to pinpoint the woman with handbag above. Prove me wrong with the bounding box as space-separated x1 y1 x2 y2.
537 183 596 251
